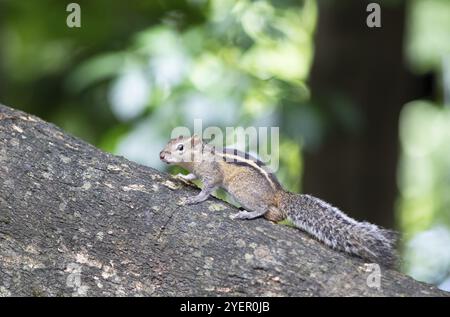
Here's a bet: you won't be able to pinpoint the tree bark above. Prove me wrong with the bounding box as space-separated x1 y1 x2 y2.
0 104 446 297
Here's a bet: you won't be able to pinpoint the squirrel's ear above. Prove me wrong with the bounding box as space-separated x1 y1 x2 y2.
191 134 202 145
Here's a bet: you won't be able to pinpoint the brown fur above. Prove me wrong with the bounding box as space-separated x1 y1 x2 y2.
160 136 398 267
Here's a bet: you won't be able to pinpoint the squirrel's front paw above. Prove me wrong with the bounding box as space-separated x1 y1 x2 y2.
183 196 201 205
173 173 196 185
172 174 190 185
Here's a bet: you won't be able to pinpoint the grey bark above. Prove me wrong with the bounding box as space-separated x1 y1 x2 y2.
0 104 447 297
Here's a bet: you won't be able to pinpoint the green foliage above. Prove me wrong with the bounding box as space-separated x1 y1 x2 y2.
405 0 450 74
0 4 315 257
398 101 450 286
0 0 317 192
398 101 450 235
399 0 450 289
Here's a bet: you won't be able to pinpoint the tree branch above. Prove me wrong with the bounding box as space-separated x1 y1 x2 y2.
0 104 447 296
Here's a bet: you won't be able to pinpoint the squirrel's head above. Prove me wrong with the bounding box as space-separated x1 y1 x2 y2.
159 134 203 165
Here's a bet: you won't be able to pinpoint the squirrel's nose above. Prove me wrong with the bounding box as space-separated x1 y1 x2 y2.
159 151 165 160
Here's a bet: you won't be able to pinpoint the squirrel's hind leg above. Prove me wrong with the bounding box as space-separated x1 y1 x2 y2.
264 206 285 222
231 207 267 220
233 205 285 221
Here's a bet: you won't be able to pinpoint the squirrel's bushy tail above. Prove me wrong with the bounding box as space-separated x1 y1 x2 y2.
280 193 398 267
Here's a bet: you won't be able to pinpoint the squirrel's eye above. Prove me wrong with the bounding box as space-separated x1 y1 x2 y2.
177 144 184 151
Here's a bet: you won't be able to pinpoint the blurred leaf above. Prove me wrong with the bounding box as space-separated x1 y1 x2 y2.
405 0 450 73
66 52 126 93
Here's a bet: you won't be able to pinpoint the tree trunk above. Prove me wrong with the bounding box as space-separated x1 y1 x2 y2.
0 104 446 297
306 0 430 228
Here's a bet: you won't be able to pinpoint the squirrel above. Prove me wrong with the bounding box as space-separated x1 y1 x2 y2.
160 135 398 268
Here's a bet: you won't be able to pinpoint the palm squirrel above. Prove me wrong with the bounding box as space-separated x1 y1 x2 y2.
160 135 398 267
